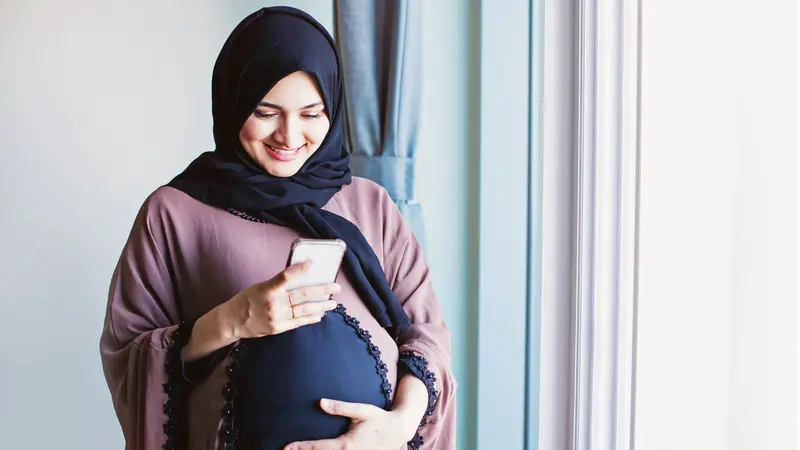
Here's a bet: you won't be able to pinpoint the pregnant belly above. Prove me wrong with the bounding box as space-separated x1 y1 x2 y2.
233 306 391 450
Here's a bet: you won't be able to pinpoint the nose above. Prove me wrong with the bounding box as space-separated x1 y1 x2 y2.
273 115 304 149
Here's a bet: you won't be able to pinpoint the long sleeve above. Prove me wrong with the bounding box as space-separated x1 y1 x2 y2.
99 195 186 450
381 193 457 450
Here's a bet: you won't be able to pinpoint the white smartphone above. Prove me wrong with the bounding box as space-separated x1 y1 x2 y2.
284 238 347 303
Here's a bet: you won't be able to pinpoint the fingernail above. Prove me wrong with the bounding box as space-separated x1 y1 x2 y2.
321 399 330 408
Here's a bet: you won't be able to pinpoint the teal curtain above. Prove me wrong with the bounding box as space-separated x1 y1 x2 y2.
334 0 426 249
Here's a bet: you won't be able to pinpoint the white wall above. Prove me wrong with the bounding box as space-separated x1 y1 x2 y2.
730 2 797 449
637 1 797 449
0 2 331 447
0 1 477 448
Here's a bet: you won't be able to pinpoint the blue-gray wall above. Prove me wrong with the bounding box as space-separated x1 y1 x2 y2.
416 1 480 449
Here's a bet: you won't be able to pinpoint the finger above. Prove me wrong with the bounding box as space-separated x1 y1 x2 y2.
270 261 313 289
320 398 380 421
289 283 342 305
284 438 344 450
274 313 325 334
291 298 338 317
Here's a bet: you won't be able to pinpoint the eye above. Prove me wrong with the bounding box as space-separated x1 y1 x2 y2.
302 113 324 120
254 111 278 120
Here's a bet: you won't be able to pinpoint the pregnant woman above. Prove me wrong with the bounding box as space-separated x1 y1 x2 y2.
99 6 455 450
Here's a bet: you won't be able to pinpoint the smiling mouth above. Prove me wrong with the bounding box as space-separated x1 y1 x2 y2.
264 143 305 162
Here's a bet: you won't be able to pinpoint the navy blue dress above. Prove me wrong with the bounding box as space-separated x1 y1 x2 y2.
231 306 392 449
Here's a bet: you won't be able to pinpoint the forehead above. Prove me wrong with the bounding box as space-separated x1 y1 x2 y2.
262 71 323 105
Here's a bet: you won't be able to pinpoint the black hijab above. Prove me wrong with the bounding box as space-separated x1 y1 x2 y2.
168 7 410 337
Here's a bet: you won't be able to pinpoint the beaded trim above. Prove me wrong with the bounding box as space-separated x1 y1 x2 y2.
219 343 248 450
227 208 269 224
398 351 440 449
162 322 193 450
333 303 394 408
409 433 424 449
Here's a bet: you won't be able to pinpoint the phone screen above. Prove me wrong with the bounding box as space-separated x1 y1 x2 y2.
284 238 346 302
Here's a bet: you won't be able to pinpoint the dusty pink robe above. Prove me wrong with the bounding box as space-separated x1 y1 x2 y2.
100 177 456 449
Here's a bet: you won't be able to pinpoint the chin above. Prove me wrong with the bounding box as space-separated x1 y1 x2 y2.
264 162 304 178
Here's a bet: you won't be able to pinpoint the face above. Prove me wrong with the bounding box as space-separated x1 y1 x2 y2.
239 71 330 177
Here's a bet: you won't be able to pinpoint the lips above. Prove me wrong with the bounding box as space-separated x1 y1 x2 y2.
265 143 304 162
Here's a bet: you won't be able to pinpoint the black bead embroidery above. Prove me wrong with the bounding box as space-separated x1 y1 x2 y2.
398 351 440 449
162 321 193 450
408 433 424 450
227 208 269 224
219 342 248 450
334 304 394 408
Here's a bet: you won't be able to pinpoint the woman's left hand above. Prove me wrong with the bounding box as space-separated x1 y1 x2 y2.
284 398 417 450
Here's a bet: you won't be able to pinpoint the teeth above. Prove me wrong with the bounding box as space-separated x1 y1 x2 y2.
269 145 301 154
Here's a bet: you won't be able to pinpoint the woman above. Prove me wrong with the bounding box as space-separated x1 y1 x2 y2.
99 6 455 450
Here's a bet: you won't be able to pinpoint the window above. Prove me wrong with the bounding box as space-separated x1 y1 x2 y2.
475 1 640 449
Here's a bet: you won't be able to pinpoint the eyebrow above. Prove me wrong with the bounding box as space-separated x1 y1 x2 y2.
258 101 324 110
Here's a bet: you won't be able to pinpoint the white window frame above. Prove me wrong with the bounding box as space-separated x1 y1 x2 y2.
475 0 641 449
570 0 641 449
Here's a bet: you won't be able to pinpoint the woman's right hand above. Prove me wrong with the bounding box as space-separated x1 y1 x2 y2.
182 261 340 362
228 261 341 340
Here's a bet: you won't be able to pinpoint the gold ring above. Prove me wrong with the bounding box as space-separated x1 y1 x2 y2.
288 291 296 318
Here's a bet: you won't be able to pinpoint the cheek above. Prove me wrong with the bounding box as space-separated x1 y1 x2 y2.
306 120 331 145
240 117 272 142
